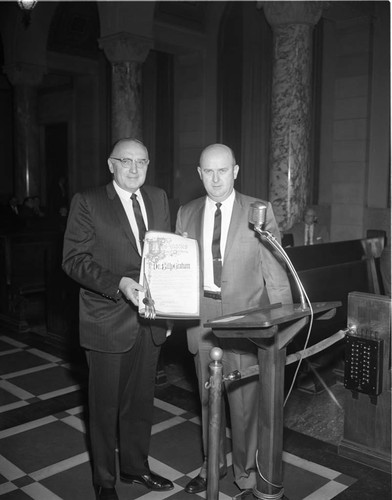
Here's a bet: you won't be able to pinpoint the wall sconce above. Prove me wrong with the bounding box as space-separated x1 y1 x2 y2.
17 0 38 29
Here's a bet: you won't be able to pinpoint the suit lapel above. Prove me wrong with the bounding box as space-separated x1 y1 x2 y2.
140 187 154 230
224 192 244 261
194 198 205 246
106 183 139 253
190 198 206 274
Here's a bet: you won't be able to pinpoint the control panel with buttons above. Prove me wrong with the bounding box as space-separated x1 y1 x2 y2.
344 334 383 396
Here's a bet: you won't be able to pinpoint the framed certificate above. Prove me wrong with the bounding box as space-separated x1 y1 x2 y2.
138 231 200 319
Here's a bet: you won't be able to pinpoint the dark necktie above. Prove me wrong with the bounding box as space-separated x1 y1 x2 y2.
306 225 311 246
131 193 146 251
212 202 222 287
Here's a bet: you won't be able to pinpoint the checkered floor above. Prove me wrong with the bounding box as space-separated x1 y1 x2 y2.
0 333 383 500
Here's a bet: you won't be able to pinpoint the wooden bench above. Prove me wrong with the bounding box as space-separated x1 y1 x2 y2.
0 230 62 333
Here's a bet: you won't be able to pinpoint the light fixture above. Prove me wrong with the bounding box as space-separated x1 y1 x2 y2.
17 0 38 29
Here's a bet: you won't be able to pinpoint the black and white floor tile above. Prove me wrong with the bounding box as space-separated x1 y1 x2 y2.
0 334 389 500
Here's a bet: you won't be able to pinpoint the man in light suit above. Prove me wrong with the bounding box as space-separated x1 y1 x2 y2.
175 143 292 493
63 139 173 500
289 207 329 246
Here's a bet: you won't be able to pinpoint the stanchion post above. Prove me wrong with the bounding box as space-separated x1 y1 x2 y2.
207 347 224 500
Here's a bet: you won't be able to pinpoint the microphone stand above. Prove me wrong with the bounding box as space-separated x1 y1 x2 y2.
253 225 309 311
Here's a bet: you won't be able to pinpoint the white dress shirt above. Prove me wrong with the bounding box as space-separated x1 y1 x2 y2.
113 181 148 255
202 190 235 291
305 223 314 245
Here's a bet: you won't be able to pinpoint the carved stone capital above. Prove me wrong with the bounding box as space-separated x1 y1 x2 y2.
262 1 325 27
3 62 46 87
99 32 153 64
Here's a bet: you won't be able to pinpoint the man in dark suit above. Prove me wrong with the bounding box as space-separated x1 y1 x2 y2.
288 206 329 246
63 138 173 500
175 143 292 493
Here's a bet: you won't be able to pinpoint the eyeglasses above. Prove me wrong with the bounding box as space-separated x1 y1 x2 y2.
110 157 149 169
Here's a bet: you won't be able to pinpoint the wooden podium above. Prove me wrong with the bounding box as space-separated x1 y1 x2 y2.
338 292 391 473
205 301 341 500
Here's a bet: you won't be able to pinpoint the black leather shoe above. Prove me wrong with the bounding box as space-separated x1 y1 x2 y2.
185 471 227 494
120 471 174 491
95 486 119 500
185 475 207 494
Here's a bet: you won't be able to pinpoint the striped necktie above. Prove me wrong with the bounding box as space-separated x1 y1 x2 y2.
131 193 146 251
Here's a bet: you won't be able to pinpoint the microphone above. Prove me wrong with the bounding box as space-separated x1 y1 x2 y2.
249 201 309 311
249 201 267 231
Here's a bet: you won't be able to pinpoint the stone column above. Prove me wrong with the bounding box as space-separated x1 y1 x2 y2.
99 32 152 142
263 1 324 230
3 63 45 201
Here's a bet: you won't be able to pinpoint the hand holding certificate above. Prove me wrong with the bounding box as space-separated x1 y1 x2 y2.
138 231 200 319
